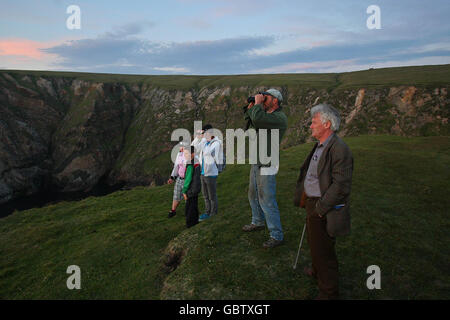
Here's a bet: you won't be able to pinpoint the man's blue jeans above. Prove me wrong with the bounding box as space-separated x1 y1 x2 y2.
248 164 284 241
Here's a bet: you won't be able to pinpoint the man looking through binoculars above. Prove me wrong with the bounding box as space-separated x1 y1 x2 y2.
242 89 288 249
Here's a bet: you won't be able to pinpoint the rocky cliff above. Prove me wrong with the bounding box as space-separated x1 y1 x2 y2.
1 66 449 206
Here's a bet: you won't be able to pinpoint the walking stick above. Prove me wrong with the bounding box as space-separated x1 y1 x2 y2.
293 223 307 270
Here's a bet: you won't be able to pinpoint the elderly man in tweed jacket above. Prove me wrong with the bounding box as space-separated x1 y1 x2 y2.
294 103 353 300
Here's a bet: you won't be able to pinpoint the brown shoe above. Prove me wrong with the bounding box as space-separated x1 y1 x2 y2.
242 224 265 232
262 237 284 249
303 266 317 280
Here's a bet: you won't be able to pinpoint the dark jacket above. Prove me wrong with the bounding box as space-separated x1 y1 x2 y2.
293 134 353 237
243 104 288 167
183 164 201 198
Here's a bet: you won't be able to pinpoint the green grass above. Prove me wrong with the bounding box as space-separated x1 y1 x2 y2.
337 65 450 89
2 64 450 89
0 135 449 299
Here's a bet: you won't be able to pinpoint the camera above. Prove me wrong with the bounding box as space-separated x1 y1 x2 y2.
247 92 266 104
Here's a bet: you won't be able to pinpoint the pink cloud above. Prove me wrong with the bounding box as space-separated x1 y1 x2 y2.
0 38 75 59
0 38 76 70
0 39 47 59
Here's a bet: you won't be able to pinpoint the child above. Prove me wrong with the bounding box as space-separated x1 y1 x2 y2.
182 146 201 228
167 143 187 218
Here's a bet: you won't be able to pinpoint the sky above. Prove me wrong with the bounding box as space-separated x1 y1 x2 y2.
0 0 449 75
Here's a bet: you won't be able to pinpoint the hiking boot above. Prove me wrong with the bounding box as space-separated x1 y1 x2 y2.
199 213 210 221
168 210 176 218
262 237 284 248
242 224 265 232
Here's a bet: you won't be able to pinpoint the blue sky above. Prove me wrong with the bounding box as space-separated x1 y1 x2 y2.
1 0 449 74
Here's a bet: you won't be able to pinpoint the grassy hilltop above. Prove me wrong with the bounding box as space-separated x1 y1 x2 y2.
3 64 450 88
0 135 449 299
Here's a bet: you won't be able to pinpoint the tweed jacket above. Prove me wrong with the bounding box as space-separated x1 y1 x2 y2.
294 134 353 237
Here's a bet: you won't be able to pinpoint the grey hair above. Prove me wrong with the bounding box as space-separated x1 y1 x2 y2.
311 103 341 132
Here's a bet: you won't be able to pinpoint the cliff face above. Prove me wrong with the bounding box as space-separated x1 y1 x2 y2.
0 69 449 205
